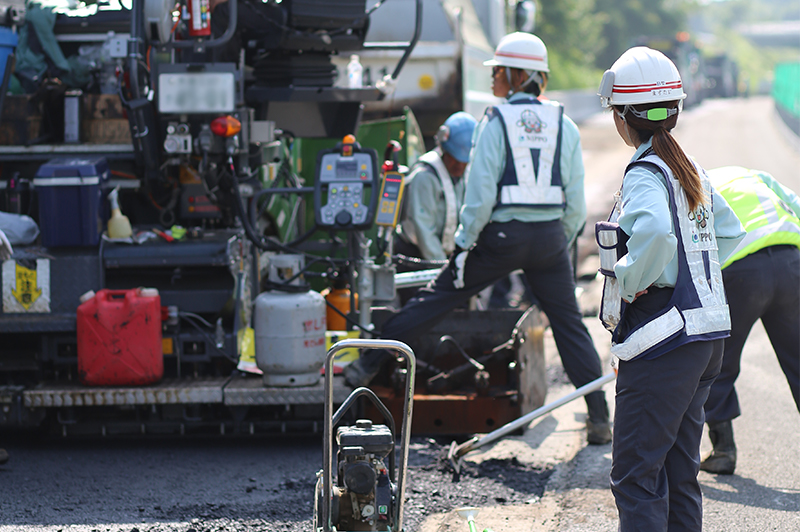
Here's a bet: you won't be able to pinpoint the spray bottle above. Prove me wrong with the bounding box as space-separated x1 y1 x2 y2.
107 187 132 239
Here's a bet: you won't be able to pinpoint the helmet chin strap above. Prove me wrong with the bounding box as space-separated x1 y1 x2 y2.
506 69 539 98
616 107 636 147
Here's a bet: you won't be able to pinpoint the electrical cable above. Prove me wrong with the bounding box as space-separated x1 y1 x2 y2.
178 311 214 329
224 162 348 264
323 298 381 336
179 313 238 363
391 253 448 268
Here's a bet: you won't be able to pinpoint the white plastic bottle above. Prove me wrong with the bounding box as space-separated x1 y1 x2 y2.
347 54 363 89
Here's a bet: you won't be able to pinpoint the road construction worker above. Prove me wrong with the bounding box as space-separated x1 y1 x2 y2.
346 32 613 445
397 112 476 262
394 112 476 303
596 47 745 531
700 166 800 475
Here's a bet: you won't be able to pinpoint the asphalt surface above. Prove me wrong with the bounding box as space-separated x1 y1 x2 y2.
1 96 799 532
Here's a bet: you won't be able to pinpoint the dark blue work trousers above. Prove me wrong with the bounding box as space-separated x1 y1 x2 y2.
612 338 724 532
364 220 605 412
704 245 800 422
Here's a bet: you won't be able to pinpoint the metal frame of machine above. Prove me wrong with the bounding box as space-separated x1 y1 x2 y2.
0 0 549 438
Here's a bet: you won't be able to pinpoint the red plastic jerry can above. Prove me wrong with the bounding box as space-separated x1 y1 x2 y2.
77 288 163 386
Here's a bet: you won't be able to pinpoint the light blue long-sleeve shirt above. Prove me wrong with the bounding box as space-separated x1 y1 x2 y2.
614 140 746 303
454 93 586 249
398 161 465 260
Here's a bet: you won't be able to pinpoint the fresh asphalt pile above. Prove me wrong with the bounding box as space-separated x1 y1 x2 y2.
0 434 550 532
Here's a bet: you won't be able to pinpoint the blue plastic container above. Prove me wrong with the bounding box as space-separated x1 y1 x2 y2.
33 157 110 247
0 27 18 87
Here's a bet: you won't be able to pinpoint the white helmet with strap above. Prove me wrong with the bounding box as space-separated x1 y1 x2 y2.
484 32 549 72
598 46 687 110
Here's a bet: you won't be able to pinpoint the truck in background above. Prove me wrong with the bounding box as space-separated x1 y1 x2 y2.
332 0 508 138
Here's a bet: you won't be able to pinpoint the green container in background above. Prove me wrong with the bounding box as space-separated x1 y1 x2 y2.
772 62 800 135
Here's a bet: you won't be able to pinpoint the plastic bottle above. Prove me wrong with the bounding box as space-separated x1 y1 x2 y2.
107 187 132 239
321 279 357 331
347 54 363 89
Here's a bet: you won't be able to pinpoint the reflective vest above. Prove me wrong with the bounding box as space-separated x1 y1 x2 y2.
708 166 800 269
597 153 730 362
487 98 565 209
401 148 459 255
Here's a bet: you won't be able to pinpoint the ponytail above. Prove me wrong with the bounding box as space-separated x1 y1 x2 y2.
650 128 707 213
616 101 708 212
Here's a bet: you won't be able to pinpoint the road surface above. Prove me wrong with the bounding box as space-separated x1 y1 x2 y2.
1 96 798 532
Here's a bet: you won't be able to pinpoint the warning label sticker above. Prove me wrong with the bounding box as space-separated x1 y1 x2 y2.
2 259 51 313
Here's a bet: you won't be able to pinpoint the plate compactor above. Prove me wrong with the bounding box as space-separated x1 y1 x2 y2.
315 339 415 532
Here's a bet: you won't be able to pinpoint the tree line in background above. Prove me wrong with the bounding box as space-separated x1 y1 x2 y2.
529 0 798 91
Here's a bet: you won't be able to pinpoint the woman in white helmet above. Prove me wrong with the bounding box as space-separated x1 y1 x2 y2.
596 47 745 530
346 32 613 445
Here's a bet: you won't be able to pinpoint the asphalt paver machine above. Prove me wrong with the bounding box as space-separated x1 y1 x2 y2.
0 0 548 438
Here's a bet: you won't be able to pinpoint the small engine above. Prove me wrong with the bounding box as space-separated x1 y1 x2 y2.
333 419 396 531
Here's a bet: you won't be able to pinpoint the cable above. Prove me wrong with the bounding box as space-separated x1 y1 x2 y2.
225 162 347 264
178 311 214 329
392 253 448 269
179 314 238 363
323 298 381 336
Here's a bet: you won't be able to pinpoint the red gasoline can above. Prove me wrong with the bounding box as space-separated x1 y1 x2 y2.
77 288 163 386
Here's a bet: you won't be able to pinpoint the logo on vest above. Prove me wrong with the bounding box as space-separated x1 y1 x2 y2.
517 109 546 134
689 205 712 243
688 205 709 228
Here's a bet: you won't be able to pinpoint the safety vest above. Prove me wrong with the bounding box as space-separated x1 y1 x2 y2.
708 166 800 269
597 153 730 362
487 98 565 209
401 148 459 255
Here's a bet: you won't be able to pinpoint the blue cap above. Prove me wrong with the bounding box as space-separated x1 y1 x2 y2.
438 112 477 163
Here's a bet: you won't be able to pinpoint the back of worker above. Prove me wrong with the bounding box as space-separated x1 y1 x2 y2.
700 166 800 475
346 32 612 445
596 46 746 531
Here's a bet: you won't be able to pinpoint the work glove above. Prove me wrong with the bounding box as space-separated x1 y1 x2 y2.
448 245 468 289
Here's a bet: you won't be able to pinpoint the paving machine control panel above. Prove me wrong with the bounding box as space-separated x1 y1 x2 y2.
314 139 379 230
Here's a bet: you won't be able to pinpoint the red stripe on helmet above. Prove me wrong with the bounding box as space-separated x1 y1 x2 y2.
495 51 546 62
613 82 682 94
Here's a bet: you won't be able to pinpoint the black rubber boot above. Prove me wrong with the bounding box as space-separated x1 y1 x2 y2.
701 420 736 475
585 391 612 445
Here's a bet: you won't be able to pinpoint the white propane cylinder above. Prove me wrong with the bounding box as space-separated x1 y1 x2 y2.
254 254 327 386
254 290 327 386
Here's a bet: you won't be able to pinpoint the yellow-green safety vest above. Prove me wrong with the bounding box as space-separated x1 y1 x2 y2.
708 166 800 269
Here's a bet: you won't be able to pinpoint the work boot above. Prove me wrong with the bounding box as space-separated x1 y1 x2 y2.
701 420 736 475
585 391 612 445
0 448 8 465
342 358 380 388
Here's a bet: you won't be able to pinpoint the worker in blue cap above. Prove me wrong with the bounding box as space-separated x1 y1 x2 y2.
394 112 477 296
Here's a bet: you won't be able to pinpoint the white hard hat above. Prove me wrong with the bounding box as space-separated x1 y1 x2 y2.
484 32 549 73
598 46 686 108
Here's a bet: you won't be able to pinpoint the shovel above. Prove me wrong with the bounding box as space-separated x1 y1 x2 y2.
448 372 616 472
